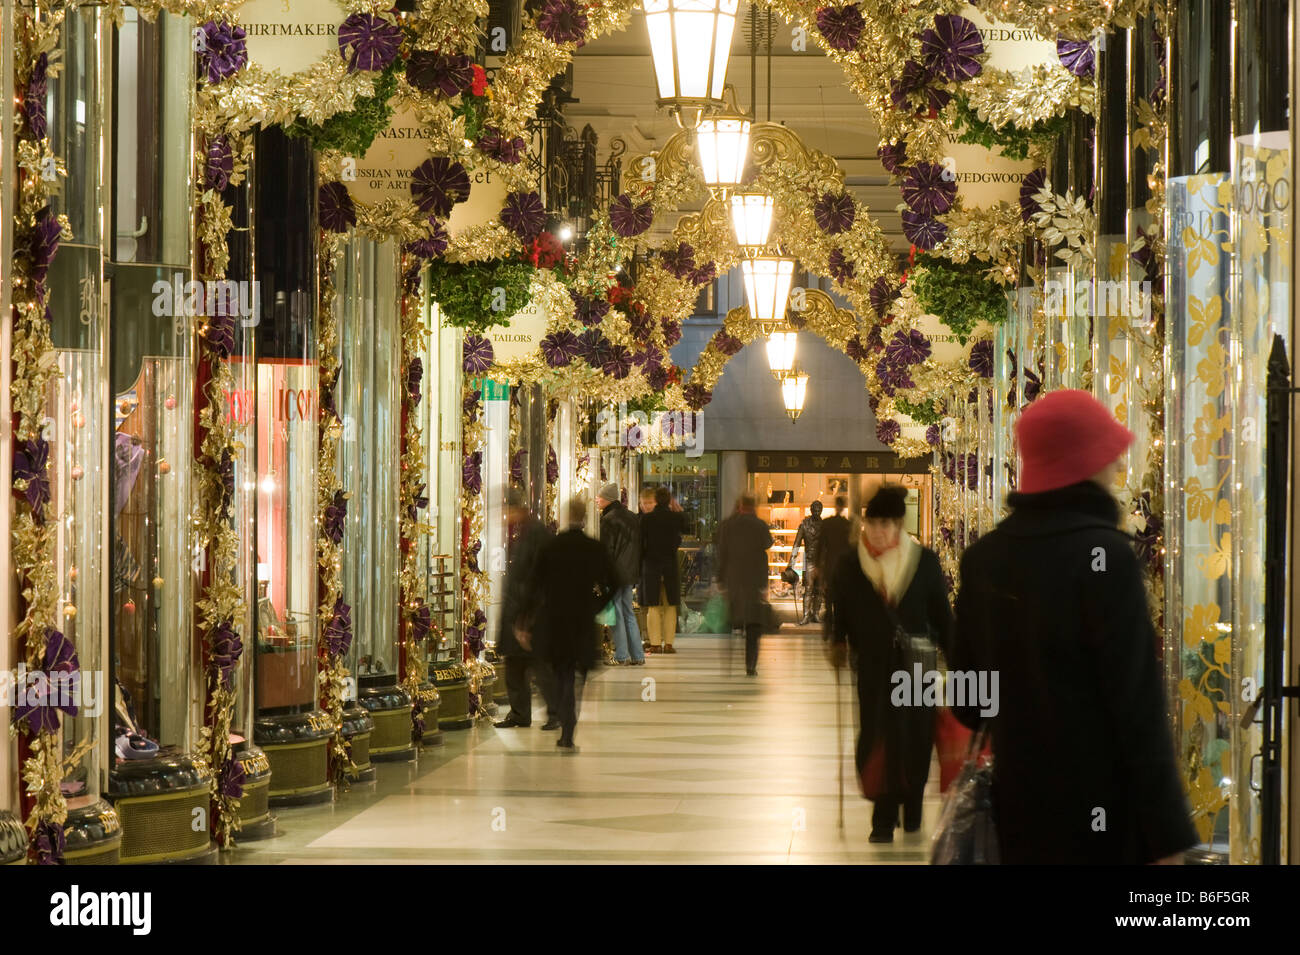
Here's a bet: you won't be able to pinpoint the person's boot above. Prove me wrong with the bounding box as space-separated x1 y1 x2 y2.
541 718 561 731
494 714 529 728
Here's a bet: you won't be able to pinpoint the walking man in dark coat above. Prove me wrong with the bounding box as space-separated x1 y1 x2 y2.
494 488 560 731
817 496 852 636
521 497 618 748
715 493 773 676
597 483 644 665
951 390 1197 863
640 485 685 654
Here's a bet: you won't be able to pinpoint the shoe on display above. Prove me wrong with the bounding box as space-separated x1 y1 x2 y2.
541 719 561 731
494 716 528 728
114 733 159 761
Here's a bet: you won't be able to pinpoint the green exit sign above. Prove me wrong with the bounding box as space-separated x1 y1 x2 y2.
471 378 510 401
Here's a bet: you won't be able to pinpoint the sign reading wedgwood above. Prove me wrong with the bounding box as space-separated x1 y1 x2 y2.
485 299 548 363
239 0 345 76
945 140 1035 208
962 3 1058 71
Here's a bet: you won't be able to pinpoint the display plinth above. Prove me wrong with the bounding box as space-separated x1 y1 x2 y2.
341 703 377 782
357 682 416 762
414 682 443 745
254 711 334 806
230 742 277 840
107 755 217 864
477 661 498 714
62 799 124 865
485 649 511 706
431 662 473 730
1 810 28 865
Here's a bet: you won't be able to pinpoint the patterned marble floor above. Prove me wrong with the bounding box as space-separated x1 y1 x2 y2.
228 629 943 864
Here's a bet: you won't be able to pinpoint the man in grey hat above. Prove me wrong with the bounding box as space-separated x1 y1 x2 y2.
494 487 560 730
596 483 644 665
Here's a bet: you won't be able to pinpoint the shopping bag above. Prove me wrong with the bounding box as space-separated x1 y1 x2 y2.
702 593 729 633
930 727 999 865
858 739 889 800
595 602 617 627
934 707 973 793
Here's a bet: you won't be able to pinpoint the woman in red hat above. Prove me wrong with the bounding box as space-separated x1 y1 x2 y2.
950 390 1197 864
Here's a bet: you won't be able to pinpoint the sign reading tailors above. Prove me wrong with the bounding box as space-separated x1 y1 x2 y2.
747 452 930 474
239 0 345 77
485 298 548 364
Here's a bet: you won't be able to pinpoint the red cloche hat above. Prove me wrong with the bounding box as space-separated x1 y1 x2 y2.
1015 390 1135 494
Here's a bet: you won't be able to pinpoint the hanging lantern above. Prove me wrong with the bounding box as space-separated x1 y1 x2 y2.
729 191 775 252
741 255 795 331
765 329 798 379
695 87 751 198
643 0 739 126
780 365 809 421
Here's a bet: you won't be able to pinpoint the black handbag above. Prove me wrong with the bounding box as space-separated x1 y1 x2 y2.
780 566 798 585
930 724 999 865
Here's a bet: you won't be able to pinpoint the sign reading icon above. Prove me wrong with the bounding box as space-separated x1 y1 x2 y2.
239 0 346 77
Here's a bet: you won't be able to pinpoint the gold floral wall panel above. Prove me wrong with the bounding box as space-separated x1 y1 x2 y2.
1166 173 1233 853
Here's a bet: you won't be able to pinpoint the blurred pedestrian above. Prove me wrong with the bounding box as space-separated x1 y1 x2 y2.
827 485 951 843
521 497 618 749
494 487 560 731
950 389 1196 863
640 485 684 654
818 496 852 636
787 499 825 624
716 493 774 676
597 483 644 665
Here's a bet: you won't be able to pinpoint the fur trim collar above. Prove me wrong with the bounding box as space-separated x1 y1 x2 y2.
857 532 921 606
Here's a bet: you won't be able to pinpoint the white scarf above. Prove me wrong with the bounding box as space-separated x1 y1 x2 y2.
857 532 921 607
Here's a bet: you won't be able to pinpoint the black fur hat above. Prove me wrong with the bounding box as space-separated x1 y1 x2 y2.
865 485 907 519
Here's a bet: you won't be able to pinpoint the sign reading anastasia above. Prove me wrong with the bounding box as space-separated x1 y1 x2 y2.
239 0 346 75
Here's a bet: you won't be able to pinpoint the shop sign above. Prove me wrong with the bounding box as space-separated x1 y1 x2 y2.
484 298 548 363
746 452 930 474
239 0 345 77
912 311 973 361
962 4 1059 72
944 140 1036 209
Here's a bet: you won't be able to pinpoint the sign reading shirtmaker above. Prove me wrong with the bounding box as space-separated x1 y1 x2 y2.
239 0 345 76
747 452 930 474
485 299 548 363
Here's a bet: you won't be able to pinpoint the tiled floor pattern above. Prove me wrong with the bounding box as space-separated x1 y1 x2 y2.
229 630 941 864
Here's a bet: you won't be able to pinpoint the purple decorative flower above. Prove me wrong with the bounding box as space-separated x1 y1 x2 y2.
902 210 947 250
878 140 906 175
828 248 855 285
890 58 937 110
660 244 697 280
407 357 424 405
463 335 494 374
411 698 427 738
32 820 65 865
319 182 357 233
814 192 856 235
869 276 900 318
874 356 915 395
14 628 79 734
969 339 994 378
198 22 247 84
408 483 429 525
714 330 743 356
205 136 233 193
921 14 984 83
219 755 245 799
661 318 682 346
500 190 546 242
926 423 941 446
1019 167 1047 224
570 288 611 327
13 437 50 522
636 347 663 369
537 0 589 45
609 193 654 238
28 206 62 285
683 382 712 411
406 51 474 97
546 445 559 484
578 329 610 367
1056 35 1095 77
603 345 633 379
324 598 353 658
690 262 717 286
541 330 580 367
509 449 526 485
210 619 243 690
865 322 884 351
24 53 48 139
463 450 483 495
815 4 864 51
324 490 348 544
407 219 450 259
465 623 485 657
876 418 901 444
646 365 671 391
412 158 471 218
887 328 932 366
204 309 237 358
902 162 957 216
477 127 527 164
463 389 481 418
464 539 481 573
845 335 868 362
338 12 402 73
628 308 656 342
410 604 433 645
1131 225 1161 284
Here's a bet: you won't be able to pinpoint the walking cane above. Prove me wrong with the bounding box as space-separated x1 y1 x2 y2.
835 660 845 831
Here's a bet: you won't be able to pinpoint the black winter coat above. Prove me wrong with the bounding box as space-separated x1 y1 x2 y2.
527 528 617 670
715 510 774 627
639 505 684 606
951 480 1197 864
829 540 952 798
599 501 640 588
496 516 552 657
